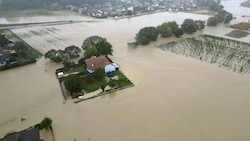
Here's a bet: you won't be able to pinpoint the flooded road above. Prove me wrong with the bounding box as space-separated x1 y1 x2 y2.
1 0 250 141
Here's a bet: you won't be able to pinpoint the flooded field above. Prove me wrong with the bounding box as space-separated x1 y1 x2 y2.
1 0 250 141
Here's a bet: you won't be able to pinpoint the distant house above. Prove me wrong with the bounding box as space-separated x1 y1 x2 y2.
84 56 118 74
0 48 11 66
0 128 40 141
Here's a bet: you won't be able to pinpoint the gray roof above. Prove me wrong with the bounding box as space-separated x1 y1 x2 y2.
0 128 40 141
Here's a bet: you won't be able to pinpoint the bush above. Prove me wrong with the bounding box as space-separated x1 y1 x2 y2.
39 117 52 130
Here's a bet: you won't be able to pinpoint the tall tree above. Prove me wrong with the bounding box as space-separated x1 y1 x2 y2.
157 23 172 38
181 19 197 34
64 74 83 94
0 34 9 46
64 45 81 58
82 36 113 56
84 46 98 59
14 41 28 58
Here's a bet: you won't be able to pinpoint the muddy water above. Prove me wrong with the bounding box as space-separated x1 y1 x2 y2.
1 1 250 141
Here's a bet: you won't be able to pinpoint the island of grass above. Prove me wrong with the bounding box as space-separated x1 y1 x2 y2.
0 29 42 71
157 34 250 73
56 58 133 102
46 36 133 102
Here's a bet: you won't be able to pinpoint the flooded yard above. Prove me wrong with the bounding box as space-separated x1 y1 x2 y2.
1 0 250 141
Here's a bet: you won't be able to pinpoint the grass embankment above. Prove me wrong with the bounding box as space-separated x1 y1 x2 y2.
0 29 42 71
230 22 250 30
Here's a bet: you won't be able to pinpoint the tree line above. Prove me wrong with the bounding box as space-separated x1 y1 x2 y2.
132 19 205 46
45 36 113 64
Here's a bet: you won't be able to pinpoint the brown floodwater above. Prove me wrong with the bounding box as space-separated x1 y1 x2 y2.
1 1 250 141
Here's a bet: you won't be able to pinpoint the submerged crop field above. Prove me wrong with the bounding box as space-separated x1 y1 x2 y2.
157 34 250 73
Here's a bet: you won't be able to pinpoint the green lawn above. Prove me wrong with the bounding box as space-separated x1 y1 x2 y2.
81 70 133 94
64 65 88 75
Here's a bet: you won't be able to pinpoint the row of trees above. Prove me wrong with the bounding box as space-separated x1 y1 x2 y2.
207 10 233 26
45 36 113 63
134 19 205 46
45 45 81 62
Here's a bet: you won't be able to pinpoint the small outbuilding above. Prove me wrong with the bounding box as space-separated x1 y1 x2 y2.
104 64 116 73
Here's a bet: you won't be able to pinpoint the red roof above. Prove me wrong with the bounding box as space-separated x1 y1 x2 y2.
85 56 111 70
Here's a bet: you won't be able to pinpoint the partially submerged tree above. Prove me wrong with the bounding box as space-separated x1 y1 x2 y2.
173 28 184 37
135 26 159 45
207 17 219 26
64 45 81 58
157 21 179 38
82 36 113 57
45 45 81 62
83 46 97 59
157 23 172 38
64 74 83 94
181 19 197 34
39 117 52 130
195 20 205 30
45 49 67 62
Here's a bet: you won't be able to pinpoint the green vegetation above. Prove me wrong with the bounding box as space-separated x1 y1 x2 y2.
132 19 205 46
64 74 83 94
82 36 113 58
60 67 133 98
39 117 52 130
54 35 132 99
207 9 233 26
4 131 17 137
181 19 198 34
64 65 87 75
45 45 81 62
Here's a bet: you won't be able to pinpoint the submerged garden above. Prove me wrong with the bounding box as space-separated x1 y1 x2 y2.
157 34 250 73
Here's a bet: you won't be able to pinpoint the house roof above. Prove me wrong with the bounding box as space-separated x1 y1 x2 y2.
0 128 40 141
85 56 111 70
